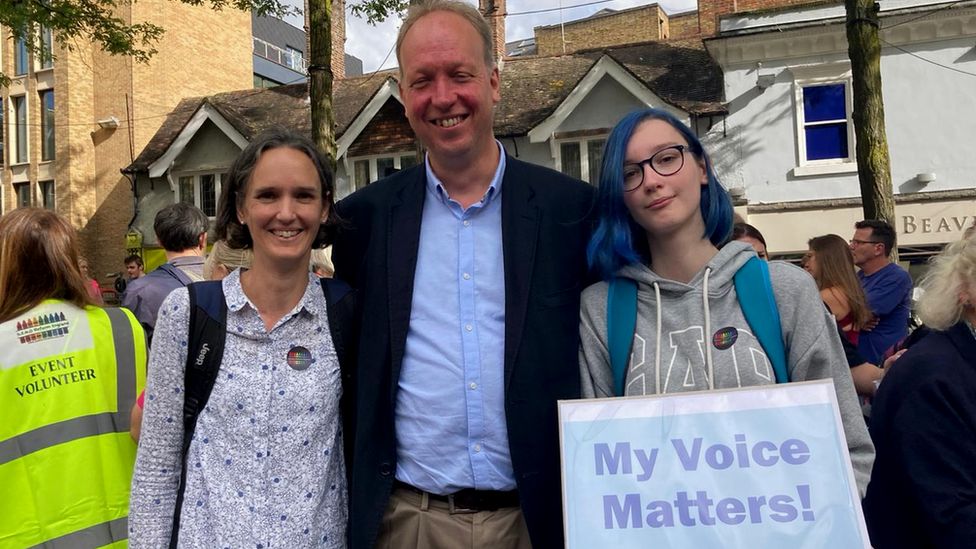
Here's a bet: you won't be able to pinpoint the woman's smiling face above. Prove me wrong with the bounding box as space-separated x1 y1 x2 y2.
237 147 328 268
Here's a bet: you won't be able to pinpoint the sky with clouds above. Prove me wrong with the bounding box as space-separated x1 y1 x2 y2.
284 0 699 73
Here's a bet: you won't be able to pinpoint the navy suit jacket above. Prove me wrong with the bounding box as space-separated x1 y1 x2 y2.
332 156 596 548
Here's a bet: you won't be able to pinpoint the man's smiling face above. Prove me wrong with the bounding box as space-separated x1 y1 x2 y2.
397 10 500 170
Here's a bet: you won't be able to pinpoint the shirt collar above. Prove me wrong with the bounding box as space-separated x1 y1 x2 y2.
424 140 506 206
224 268 325 319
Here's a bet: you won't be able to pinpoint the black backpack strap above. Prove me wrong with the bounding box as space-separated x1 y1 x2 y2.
170 280 227 548
320 278 359 478
156 262 195 286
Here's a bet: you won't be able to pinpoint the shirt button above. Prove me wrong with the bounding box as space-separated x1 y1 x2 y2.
473 444 481 453
469 382 477 390
465 324 473 332
463 220 471 227
463 273 471 280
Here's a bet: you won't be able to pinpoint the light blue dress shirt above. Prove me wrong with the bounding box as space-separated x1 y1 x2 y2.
394 144 514 494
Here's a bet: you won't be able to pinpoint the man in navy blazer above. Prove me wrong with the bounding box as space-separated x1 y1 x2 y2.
331 2 595 548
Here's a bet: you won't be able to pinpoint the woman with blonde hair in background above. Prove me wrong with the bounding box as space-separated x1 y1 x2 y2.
863 230 976 548
805 234 872 346
203 239 253 281
0 208 146 547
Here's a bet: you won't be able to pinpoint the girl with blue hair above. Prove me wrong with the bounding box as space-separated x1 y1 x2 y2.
578 108 874 495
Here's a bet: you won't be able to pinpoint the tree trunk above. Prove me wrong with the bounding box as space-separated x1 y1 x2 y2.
309 0 337 171
845 0 895 228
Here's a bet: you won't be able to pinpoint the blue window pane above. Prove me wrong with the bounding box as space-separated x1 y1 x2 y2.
15 36 29 75
803 85 846 122
805 123 848 160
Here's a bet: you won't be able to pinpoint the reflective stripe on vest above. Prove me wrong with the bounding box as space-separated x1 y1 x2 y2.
0 303 146 548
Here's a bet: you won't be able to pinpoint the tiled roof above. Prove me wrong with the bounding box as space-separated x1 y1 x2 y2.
126 41 724 171
126 73 391 172
583 40 725 116
495 39 725 136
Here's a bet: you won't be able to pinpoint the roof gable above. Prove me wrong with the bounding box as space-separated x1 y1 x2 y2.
527 55 669 142
148 102 248 178
336 77 401 159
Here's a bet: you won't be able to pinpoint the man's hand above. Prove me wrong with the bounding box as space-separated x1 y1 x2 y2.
862 315 880 332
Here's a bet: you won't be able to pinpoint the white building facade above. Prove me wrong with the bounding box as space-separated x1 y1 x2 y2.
706 0 976 258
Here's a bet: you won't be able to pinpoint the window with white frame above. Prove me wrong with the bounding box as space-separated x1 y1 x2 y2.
792 66 855 174
40 89 54 161
285 46 304 72
12 96 28 164
14 32 29 76
40 180 55 209
14 182 31 208
557 137 606 184
38 26 53 70
177 172 227 217
350 153 419 190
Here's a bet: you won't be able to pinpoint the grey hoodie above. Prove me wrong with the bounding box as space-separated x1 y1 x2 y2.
579 241 875 496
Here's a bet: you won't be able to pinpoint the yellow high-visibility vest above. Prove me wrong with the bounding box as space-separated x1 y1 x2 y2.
0 300 147 548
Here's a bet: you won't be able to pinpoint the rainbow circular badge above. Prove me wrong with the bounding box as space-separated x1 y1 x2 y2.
287 346 314 370
712 327 738 350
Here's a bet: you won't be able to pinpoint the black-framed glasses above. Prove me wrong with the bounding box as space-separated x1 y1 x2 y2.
849 239 882 246
622 145 688 192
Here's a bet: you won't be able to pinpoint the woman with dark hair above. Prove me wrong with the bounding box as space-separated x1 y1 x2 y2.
805 234 872 346
578 108 873 494
129 130 347 548
0 208 146 547
731 222 768 259
863 231 976 548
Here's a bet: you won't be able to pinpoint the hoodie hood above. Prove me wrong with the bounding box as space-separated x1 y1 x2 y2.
616 240 756 296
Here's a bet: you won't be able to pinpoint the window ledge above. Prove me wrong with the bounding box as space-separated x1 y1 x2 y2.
791 162 857 177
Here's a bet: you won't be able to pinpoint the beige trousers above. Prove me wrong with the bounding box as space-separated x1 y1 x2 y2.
375 486 533 549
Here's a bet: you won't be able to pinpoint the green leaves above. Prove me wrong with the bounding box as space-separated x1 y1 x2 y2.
348 0 409 26
0 0 294 83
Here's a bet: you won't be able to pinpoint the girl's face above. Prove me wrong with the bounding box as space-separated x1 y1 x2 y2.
803 250 819 277
738 236 767 260
622 119 708 243
237 147 328 269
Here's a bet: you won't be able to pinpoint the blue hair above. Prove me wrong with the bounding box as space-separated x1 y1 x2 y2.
586 108 733 281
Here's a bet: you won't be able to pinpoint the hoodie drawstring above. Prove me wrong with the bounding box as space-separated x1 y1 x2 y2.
653 282 662 394
703 267 714 390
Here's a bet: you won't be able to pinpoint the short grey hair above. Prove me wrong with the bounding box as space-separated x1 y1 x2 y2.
396 0 495 73
916 231 976 330
154 202 208 252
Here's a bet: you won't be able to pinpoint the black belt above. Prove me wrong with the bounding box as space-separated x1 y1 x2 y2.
394 480 519 513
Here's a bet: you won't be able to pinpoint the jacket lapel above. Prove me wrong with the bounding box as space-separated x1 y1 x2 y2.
501 158 539 390
388 171 426 390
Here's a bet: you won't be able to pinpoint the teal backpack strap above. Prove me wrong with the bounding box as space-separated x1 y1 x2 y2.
607 277 638 396
734 257 789 383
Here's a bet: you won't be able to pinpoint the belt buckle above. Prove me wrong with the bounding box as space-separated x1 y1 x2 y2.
447 494 478 514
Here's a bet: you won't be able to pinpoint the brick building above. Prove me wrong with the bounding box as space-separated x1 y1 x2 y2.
0 3 254 287
0 0 352 285
535 5 673 56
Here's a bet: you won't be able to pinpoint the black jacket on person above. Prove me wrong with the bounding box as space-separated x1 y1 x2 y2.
863 321 976 548
331 156 595 549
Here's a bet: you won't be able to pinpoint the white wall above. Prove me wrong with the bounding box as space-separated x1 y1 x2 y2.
716 21 976 204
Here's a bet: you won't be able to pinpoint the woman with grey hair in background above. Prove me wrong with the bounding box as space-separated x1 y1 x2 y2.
863 230 976 548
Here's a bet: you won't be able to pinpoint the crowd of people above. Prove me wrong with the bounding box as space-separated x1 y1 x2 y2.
2 1 974 548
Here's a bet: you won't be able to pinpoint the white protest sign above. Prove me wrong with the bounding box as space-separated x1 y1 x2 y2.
559 380 869 547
